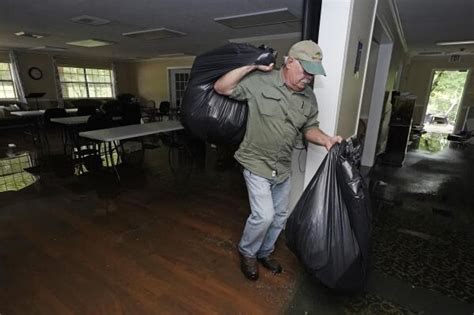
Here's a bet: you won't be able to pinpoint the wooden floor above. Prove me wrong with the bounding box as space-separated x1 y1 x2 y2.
0 144 301 314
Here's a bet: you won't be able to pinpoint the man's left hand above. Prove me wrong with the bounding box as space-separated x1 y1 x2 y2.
324 136 343 151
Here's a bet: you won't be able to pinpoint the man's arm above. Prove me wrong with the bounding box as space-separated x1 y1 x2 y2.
214 64 274 96
304 127 343 151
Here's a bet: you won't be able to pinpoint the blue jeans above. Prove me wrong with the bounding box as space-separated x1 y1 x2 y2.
238 169 291 258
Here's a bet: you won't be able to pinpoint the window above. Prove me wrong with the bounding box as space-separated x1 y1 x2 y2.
58 66 114 99
0 63 17 99
168 68 190 107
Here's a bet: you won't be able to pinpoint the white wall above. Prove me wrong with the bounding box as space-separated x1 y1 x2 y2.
363 1 409 161
360 40 380 121
361 42 393 167
302 0 378 186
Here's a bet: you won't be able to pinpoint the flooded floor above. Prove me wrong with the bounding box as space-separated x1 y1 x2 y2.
0 129 473 314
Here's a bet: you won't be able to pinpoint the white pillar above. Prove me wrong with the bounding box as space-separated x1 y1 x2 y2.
361 43 393 167
304 0 353 185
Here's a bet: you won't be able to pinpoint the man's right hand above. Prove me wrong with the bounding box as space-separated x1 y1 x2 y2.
255 63 274 72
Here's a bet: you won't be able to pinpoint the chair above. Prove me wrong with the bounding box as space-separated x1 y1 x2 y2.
77 105 98 116
74 112 116 173
71 99 102 116
156 101 170 121
70 98 102 108
102 100 123 118
43 108 68 152
117 93 136 104
120 102 142 126
140 100 157 122
44 108 67 126
85 112 115 131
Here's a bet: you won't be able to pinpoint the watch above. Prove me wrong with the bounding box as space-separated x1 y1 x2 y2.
28 67 43 80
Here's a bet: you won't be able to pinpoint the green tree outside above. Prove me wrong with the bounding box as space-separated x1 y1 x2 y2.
426 70 468 123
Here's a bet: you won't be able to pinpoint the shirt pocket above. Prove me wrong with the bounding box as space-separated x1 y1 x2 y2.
258 91 282 117
299 102 311 118
292 101 311 129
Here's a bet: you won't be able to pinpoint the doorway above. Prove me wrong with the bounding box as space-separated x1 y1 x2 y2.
424 70 469 134
168 68 191 109
360 17 394 168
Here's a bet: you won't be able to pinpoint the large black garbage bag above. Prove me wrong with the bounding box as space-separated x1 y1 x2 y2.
286 138 372 291
181 43 276 145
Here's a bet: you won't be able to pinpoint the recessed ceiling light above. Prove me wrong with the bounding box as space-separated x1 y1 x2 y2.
29 46 67 52
155 53 185 57
418 51 443 55
15 31 48 39
436 40 474 46
66 39 115 47
70 15 111 26
214 8 299 29
122 28 186 40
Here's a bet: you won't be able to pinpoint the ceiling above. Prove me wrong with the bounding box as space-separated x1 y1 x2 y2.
0 0 473 60
395 0 474 55
0 0 302 60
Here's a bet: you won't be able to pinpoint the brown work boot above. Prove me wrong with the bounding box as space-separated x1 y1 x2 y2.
257 256 282 274
240 255 259 281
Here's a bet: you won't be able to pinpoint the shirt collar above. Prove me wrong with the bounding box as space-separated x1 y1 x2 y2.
277 68 311 98
277 68 286 87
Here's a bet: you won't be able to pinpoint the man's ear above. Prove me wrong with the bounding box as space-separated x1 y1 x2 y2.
286 57 295 69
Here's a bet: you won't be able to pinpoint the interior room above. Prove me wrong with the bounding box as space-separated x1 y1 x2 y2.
0 0 473 314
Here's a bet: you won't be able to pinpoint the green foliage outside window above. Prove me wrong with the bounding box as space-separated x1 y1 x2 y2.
427 70 468 123
58 66 114 99
0 63 17 99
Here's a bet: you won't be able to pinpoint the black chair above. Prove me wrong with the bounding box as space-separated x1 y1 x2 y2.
156 101 170 121
102 100 123 118
71 99 101 116
85 112 115 131
117 93 136 104
121 102 142 126
43 108 68 152
77 105 97 116
70 98 102 108
140 100 157 122
44 108 67 126
75 112 116 173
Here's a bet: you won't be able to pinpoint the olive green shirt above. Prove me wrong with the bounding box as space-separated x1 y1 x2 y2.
230 68 319 183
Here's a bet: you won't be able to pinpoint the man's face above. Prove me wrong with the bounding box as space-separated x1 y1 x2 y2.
284 57 314 92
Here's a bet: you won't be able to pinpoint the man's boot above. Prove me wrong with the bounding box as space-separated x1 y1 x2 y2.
240 255 259 280
257 256 282 274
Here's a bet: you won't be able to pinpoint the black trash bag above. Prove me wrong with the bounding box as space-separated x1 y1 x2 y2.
286 138 372 291
181 43 277 145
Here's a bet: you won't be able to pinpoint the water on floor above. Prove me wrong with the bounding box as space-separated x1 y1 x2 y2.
1 127 473 314
287 137 474 314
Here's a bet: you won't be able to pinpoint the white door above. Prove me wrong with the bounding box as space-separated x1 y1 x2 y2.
168 68 191 108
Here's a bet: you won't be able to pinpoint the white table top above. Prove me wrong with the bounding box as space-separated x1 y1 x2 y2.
50 115 90 125
79 120 184 142
10 108 78 117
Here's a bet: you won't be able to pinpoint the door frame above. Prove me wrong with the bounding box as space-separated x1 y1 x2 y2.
167 67 191 108
423 68 470 130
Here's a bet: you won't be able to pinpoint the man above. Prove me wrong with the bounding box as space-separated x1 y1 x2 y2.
214 40 343 280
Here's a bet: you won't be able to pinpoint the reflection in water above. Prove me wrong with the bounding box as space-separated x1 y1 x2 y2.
418 132 449 153
0 152 37 192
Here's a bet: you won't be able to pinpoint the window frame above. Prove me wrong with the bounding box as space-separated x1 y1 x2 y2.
168 67 191 108
58 66 115 99
0 62 18 100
